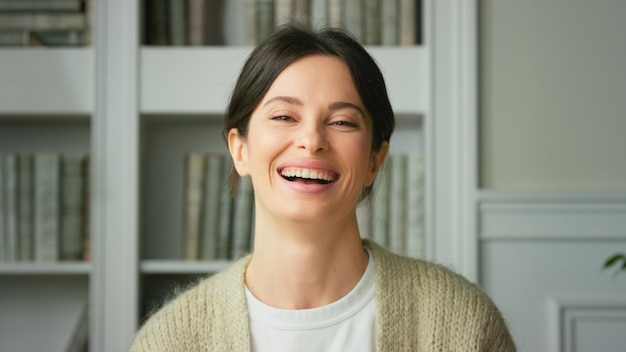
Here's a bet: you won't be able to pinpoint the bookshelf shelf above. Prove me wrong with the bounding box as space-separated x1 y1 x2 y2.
0 262 91 275
141 260 232 275
0 48 94 115
140 46 426 115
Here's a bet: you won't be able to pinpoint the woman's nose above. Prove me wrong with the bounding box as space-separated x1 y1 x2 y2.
297 120 329 153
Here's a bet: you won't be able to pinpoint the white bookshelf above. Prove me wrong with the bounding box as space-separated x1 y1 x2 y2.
1 0 480 350
0 48 94 115
0 262 91 275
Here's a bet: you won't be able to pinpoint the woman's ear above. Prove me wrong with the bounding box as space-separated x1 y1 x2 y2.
227 128 250 176
364 141 389 187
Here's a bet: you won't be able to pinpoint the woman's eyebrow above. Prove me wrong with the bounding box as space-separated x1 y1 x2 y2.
263 96 303 107
328 101 366 117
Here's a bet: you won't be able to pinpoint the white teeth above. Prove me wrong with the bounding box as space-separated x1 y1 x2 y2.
280 168 336 182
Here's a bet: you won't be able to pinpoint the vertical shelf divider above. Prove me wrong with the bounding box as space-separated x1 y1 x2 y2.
92 0 140 350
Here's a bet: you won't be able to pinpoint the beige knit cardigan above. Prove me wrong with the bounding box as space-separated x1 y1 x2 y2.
130 240 516 351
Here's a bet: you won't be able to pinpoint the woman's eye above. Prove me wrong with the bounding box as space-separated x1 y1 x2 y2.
332 120 358 128
271 115 294 122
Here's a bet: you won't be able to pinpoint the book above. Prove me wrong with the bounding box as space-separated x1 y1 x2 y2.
230 175 254 260
182 153 205 260
2 154 19 261
274 0 292 27
34 153 61 262
81 155 91 261
399 0 416 45
292 0 311 28
257 0 275 43
371 158 390 247
245 0 258 45
18 154 34 261
405 153 425 258
381 0 398 45
363 0 380 45
168 0 187 46
28 29 86 46
0 13 86 31
0 30 29 46
343 0 363 43
325 0 343 28
0 154 4 261
60 155 85 261
187 0 205 46
215 156 234 259
200 154 224 260
388 154 407 255
146 0 169 45
0 0 83 12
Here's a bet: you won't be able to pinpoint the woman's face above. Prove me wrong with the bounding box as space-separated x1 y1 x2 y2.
228 54 388 223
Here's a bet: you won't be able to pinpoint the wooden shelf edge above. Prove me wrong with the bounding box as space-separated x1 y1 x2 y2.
0 262 91 275
141 260 233 274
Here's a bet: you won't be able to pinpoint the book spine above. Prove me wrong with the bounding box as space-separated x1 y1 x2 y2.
371 158 390 247
274 0 292 27
0 0 83 12
4 155 19 261
82 155 91 261
182 153 206 260
168 0 187 45
405 153 425 258
0 154 4 261
60 155 85 261
245 0 259 45
200 154 223 260
381 0 398 45
188 0 205 46
325 0 343 27
18 154 34 261
363 0 380 45
34 153 61 262
399 0 416 45
257 0 275 43
343 0 363 43
230 175 254 260
146 0 170 45
0 13 86 31
216 156 234 259
292 0 311 28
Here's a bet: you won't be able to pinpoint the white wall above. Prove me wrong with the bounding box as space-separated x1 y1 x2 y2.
479 0 626 190
478 1 626 351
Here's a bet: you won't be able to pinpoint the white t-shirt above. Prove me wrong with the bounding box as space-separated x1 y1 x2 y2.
245 250 376 352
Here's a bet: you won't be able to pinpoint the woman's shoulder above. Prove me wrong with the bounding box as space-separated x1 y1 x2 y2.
129 256 251 351
366 239 497 308
366 240 516 350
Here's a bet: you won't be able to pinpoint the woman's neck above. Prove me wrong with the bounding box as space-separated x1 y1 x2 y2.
244 216 368 310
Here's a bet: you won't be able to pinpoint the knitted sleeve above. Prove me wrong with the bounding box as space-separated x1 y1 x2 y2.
128 258 251 352
370 240 516 351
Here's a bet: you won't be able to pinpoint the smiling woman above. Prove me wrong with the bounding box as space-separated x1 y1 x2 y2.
129 24 516 352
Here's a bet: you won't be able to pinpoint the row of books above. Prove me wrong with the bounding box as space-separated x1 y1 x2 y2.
0 0 91 46
144 0 421 46
0 153 90 262
181 152 425 261
182 152 254 261
358 153 425 258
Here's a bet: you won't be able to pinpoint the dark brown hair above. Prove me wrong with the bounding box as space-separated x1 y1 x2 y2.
223 24 395 200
